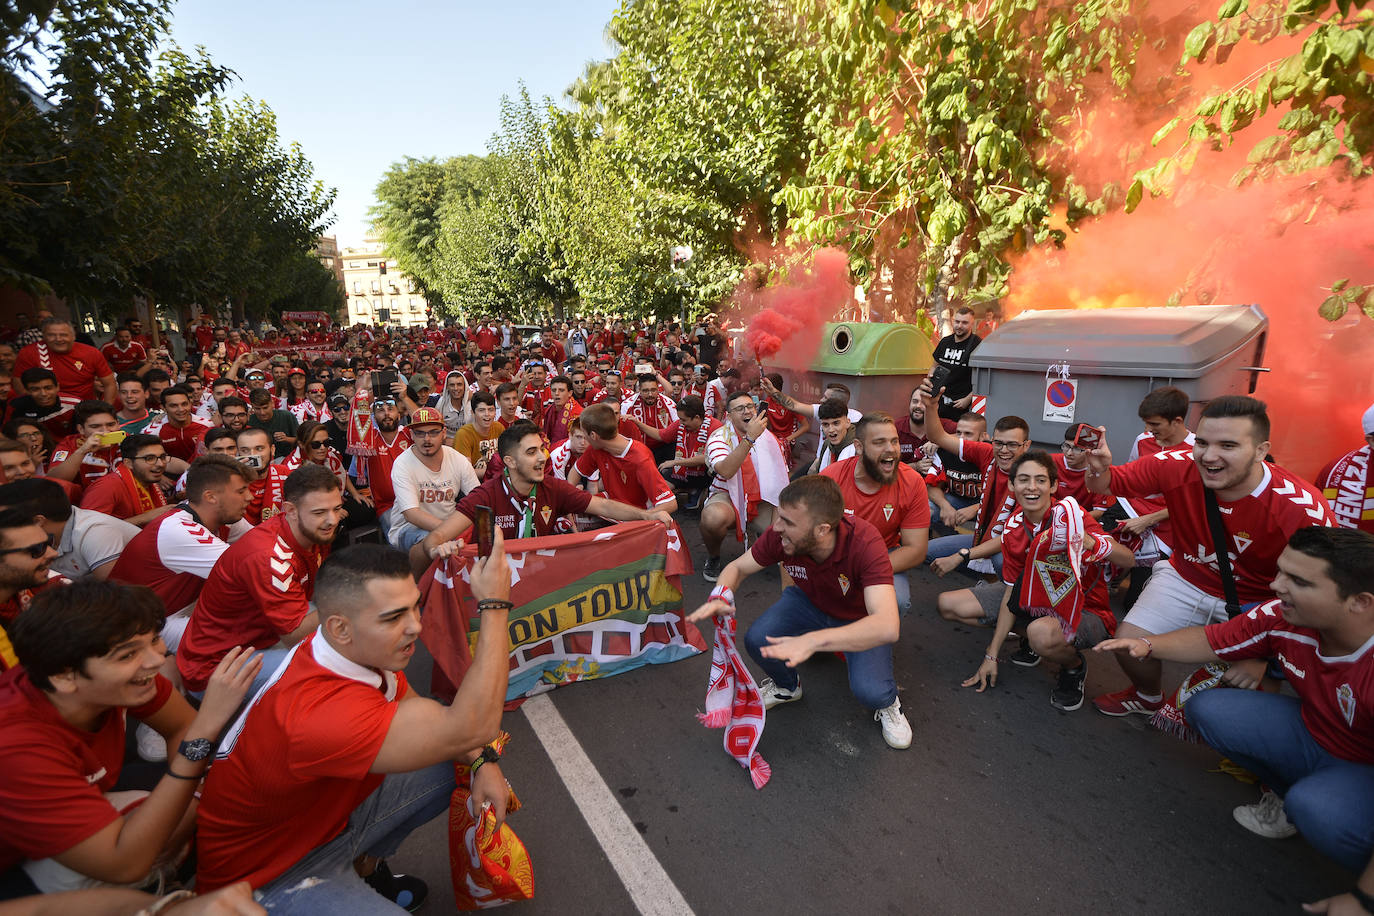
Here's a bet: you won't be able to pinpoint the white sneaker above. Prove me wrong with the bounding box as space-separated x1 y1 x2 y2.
874 697 912 749
1233 789 1297 839
136 723 168 762
758 678 802 710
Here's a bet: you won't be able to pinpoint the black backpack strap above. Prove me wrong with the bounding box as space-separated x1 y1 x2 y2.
1202 486 1243 618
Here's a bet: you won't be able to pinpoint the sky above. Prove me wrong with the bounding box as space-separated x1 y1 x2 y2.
165 0 620 249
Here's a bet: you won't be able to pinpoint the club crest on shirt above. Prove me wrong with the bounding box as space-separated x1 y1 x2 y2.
838 573 850 595
882 504 894 521
1338 683 1356 727
540 505 552 525
620 470 628 483
74 360 84 370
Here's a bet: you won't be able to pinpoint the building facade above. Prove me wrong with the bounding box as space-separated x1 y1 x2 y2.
340 238 429 328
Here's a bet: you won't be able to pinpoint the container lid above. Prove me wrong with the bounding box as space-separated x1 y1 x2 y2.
807 322 935 376
970 304 1266 377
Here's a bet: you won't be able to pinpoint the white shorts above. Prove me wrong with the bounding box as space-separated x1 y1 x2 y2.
1121 561 1232 635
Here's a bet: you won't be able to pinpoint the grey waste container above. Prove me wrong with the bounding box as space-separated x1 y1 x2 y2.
970 304 1269 458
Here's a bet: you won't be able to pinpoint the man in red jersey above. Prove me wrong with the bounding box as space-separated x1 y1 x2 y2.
351 394 413 523
0 579 256 896
569 403 677 514
177 464 342 697
143 385 212 464
688 475 912 749
78 434 175 527
958 452 1134 712
823 412 930 615
196 541 516 912
98 326 150 376
1085 395 1337 717
1316 403 1374 535
1097 527 1374 896
636 395 719 506
47 401 124 489
110 455 253 650
622 372 678 464
12 319 115 406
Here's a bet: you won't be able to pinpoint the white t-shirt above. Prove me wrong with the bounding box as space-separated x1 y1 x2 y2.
52 508 139 579
388 446 479 541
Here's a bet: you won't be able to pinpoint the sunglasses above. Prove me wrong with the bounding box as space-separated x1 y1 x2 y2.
372 399 397 410
309 439 330 449
0 534 54 558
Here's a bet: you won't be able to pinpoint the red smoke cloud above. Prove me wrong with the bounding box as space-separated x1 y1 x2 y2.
734 246 854 370
1006 16 1373 480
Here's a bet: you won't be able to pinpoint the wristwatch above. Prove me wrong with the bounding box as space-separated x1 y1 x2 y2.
177 738 214 762
957 547 971 563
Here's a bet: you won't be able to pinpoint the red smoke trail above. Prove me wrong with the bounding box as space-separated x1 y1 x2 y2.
733 246 854 375
1006 9 1373 480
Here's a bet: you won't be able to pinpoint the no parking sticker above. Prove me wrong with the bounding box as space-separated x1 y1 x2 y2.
1043 367 1078 422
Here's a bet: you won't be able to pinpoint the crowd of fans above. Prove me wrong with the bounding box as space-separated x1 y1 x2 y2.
0 305 1369 914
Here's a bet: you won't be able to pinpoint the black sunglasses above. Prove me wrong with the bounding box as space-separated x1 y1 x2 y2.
0 534 54 558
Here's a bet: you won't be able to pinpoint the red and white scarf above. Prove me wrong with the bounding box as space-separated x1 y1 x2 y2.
346 390 382 457
265 445 348 511
116 462 167 514
698 614 771 789
672 417 719 480
712 425 788 542
1018 497 1112 640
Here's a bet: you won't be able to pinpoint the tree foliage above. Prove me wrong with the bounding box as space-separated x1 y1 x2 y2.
1 0 337 323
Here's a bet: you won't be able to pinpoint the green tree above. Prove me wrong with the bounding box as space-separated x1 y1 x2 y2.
371 154 484 306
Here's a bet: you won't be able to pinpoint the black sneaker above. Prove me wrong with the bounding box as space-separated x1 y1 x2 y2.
1010 636 1041 667
1050 655 1088 712
703 555 723 582
363 859 428 912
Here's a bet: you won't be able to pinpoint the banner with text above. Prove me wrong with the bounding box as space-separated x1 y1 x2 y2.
419 521 704 704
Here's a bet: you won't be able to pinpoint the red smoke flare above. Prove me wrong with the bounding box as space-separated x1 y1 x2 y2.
736 247 854 373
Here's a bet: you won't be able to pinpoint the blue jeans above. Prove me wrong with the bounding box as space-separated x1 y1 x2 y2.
255 762 456 913
1188 689 1374 872
743 586 896 710
387 518 428 552
926 533 1004 576
929 493 978 536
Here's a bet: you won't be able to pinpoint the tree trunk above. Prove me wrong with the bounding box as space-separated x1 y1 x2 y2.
929 235 966 337
145 292 161 349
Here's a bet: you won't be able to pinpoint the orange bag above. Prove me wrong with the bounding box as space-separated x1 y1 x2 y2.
449 733 534 910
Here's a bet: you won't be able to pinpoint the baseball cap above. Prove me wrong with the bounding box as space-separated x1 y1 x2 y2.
409 406 445 428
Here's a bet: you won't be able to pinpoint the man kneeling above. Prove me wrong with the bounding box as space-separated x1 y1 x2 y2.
688 475 911 748
194 538 516 913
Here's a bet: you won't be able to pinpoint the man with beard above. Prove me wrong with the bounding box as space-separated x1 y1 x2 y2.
386 408 479 552
178 464 343 698
247 389 298 461
78 435 175 528
216 396 249 435
0 479 136 582
1084 395 1337 717
0 511 63 660
413 421 673 575
699 390 787 582
894 383 955 468
354 395 413 524
688 475 912 748
13 318 115 406
931 306 981 422
622 373 678 464
823 413 930 615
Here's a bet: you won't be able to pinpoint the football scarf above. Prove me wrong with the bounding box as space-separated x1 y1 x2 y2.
698 614 771 789
1018 497 1112 640
116 462 167 514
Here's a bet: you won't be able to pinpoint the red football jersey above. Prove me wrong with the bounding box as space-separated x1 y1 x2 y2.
109 508 230 615
1207 599 1374 763
100 341 147 373
823 456 930 549
1109 451 1335 602
196 634 404 890
176 515 327 691
1000 501 1116 633
1318 444 1374 534
751 516 893 621
573 440 674 509
959 439 1015 546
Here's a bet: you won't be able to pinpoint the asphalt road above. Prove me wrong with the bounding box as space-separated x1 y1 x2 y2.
388 518 1351 915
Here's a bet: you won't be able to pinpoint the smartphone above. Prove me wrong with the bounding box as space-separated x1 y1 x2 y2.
98 430 127 447
635 363 653 376
926 365 951 397
1071 423 1101 450
239 454 263 470
474 505 494 558
373 369 399 398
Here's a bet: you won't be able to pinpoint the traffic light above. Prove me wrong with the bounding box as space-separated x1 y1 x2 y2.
379 261 387 275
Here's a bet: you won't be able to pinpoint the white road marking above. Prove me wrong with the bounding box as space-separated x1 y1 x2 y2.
522 693 694 916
